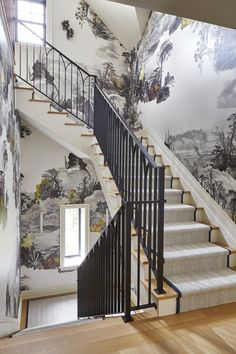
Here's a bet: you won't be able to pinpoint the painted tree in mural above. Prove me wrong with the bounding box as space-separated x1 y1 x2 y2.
199 167 227 208
212 113 236 171
75 0 115 41
77 175 101 202
136 40 174 104
35 169 64 201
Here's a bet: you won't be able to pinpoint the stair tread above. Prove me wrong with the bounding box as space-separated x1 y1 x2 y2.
164 221 210 233
166 268 236 296
164 242 228 261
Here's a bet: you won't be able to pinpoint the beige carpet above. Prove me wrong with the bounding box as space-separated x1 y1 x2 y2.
27 294 77 328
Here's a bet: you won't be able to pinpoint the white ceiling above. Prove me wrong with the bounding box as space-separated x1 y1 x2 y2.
108 0 236 30
86 0 150 50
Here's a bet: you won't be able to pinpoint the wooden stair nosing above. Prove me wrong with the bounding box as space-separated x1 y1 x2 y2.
48 111 68 115
14 86 33 91
29 99 51 103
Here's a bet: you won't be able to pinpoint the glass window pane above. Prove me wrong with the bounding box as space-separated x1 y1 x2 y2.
17 22 44 44
18 1 44 23
65 208 80 257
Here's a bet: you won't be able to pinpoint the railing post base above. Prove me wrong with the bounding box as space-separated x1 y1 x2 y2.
154 288 166 295
122 314 134 323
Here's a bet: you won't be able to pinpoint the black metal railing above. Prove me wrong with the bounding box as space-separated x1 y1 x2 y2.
15 19 96 127
14 23 166 322
78 202 133 321
78 201 162 321
94 84 165 293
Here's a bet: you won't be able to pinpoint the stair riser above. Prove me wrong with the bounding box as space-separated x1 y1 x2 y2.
139 208 195 223
180 287 236 313
139 253 228 280
164 229 209 247
132 229 210 251
132 191 182 204
164 254 228 276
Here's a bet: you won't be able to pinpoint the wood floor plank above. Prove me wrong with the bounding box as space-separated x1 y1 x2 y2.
1 302 236 353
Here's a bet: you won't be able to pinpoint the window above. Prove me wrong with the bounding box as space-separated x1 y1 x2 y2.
16 0 46 44
60 205 89 269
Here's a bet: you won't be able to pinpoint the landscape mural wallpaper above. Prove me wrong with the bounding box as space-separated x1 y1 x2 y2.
20 123 107 290
19 0 141 132
133 12 236 223
0 7 21 325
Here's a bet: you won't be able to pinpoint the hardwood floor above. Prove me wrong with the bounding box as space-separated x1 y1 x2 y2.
1 302 236 353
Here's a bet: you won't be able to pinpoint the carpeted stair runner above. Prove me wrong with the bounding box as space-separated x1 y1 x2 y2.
139 134 236 313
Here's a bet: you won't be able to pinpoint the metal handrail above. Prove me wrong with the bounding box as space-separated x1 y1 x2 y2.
94 84 158 169
14 18 96 127
14 19 166 321
15 18 96 78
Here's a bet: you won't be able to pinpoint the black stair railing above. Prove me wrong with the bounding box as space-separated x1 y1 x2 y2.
15 19 96 127
94 85 165 296
78 202 134 321
14 21 166 322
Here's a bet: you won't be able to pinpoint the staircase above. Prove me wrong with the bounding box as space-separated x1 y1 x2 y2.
133 133 236 313
14 20 236 321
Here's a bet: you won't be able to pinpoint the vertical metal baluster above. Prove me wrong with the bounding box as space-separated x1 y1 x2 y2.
39 45 41 92
148 167 153 304
46 49 48 97
137 201 141 308
88 76 91 126
76 68 79 117
121 206 125 312
111 223 114 313
52 50 54 100
153 168 158 272
114 218 117 314
117 214 121 313
155 166 165 294
26 42 28 82
19 42 22 77
58 55 61 104
71 64 73 116
143 160 147 248
33 44 35 89
127 137 131 201
123 202 133 322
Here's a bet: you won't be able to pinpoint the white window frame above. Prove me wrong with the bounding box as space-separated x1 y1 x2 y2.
60 204 89 271
16 0 47 44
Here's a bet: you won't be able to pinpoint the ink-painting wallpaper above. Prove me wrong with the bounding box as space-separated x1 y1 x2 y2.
20 122 107 290
133 12 236 222
0 5 21 325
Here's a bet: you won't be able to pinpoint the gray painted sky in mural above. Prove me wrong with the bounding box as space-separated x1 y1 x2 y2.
218 78 236 108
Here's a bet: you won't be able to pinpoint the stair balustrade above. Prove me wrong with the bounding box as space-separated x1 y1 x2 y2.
14 19 165 322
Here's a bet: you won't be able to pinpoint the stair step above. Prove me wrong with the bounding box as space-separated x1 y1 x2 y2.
164 222 210 246
166 268 236 312
164 242 229 275
163 204 195 223
135 189 182 204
